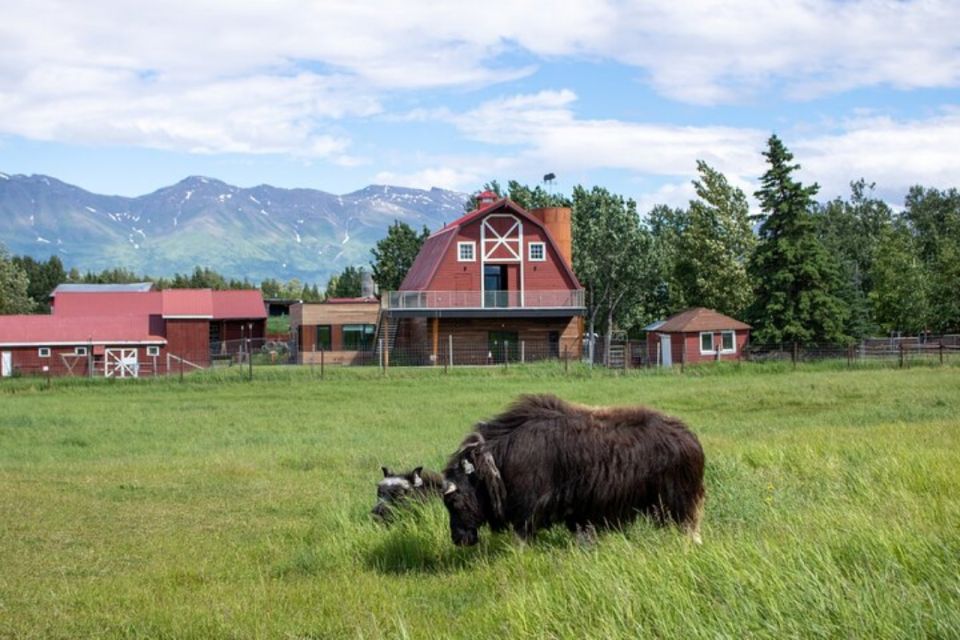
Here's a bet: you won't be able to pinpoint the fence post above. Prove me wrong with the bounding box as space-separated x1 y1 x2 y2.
179 354 184 383
321 348 325 379
448 334 453 369
247 338 253 380
847 345 853 368
503 341 508 369
624 342 629 372
681 339 685 373
521 341 525 364
899 342 904 368
563 346 569 374
940 341 944 366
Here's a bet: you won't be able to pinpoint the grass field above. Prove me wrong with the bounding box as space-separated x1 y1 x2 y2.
1 363 958 639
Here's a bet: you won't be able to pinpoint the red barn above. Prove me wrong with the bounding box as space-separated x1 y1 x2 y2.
0 315 165 377
0 285 266 377
644 307 751 367
381 194 585 364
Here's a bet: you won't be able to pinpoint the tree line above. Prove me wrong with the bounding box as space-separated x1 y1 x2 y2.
3 133 958 346
467 135 960 351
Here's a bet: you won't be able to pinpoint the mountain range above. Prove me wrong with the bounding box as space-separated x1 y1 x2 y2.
0 171 468 283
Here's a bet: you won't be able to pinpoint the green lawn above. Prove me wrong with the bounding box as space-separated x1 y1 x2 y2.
1 364 958 639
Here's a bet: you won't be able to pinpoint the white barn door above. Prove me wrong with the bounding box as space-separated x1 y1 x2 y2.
105 348 139 378
1 351 11 377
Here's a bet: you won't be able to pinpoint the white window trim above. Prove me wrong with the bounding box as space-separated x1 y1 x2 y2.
700 330 737 355
720 330 736 353
457 241 476 262
699 332 715 355
528 241 546 262
74 346 88 356
38 347 51 358
146 346 160 357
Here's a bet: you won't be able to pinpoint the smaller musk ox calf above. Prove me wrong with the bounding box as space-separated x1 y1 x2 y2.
371 466 444 523
442 394 705 546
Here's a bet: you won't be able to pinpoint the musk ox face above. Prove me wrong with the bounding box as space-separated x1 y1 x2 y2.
371 466 424 523
442 458 486 546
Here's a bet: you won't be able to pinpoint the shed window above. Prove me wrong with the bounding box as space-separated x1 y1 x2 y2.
700 332 714 354
38 347 51 358
74 346 88 356
721 331 735 352
342 324 375 349
528 242 546 261
146 346 160 357
315 325 332 351
458 242 475 262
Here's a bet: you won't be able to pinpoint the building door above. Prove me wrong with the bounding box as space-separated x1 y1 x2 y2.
1 351 11 377
105 348 139 378
488 331 519 363
659 334 672 367
548 331 560 358
484 265 507 307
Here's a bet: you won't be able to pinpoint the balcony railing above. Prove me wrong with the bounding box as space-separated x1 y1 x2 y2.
384 289 584 311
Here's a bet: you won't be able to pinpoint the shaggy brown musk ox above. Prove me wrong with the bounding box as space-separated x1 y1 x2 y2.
441 394 705 546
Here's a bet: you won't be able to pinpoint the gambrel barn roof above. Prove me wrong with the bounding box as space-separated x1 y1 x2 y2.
399 197 581 291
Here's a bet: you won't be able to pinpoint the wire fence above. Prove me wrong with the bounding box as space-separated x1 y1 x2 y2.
4 334 959 380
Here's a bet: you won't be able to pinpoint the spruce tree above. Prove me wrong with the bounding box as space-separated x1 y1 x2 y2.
747 135 849 345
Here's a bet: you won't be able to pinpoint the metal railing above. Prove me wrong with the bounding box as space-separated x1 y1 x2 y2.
383 289 585 310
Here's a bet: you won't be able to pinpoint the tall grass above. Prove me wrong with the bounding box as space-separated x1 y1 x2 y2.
0 364 958 638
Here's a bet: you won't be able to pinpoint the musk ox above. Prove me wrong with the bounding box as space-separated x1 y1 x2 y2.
370 466 444 523
441 394 705 546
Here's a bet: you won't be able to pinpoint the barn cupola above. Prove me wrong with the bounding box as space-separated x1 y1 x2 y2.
475 190 499 208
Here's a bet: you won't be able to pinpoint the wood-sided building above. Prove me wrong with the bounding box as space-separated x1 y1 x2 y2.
290 297 380 365
0 285 267 377
381 192 585 364
644 307 751 367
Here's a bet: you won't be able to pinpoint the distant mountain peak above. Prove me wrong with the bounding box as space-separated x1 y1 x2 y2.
0 173 469 284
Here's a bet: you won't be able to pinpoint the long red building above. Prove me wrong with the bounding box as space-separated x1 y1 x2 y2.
381 192 585 364
0 285 266 377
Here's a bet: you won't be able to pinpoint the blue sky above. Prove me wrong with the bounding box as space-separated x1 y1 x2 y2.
2 0 959 211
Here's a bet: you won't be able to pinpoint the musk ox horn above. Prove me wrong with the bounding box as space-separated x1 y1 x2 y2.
443 481 457 495
477 451 506 520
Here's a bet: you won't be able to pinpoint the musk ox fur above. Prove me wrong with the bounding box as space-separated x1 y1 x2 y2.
371 466 444 523
441 394 705 546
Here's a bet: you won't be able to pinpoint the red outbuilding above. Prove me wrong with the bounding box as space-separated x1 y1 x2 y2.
1 284 266 377
381 194 585 364
644 307 751 367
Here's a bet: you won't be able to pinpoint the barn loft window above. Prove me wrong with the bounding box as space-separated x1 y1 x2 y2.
528 242 546 261
146 346 160 357
315 325 332 351
74 346 88 356
457 241 475 262
38 347 51 358
343 324 375 350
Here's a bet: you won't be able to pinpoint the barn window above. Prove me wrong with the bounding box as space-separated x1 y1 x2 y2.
699 332 714 354
343 324 375 349
146 346 160 357
458 242 475 262
74 346 88 356
38 347 51 358
315 325 332 351
528 242 546 261
721 331 735 352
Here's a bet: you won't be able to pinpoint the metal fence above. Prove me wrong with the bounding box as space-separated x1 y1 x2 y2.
5 334 958 380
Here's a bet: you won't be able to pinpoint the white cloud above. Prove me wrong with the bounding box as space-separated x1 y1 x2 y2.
384 92 960 207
